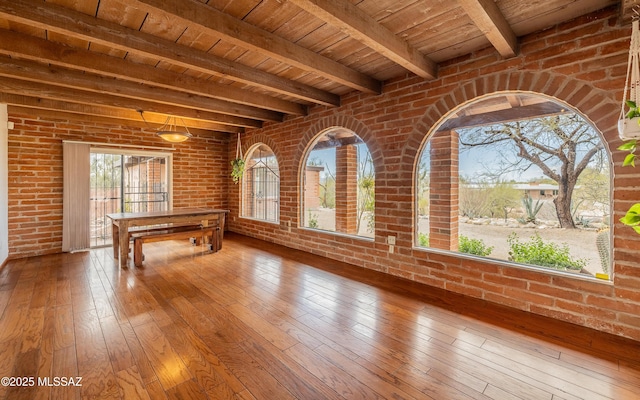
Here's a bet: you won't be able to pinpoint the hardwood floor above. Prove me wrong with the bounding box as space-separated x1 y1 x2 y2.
0 232 639 399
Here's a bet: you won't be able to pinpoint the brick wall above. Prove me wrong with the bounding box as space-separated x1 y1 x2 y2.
228 7 640 341
6 112 229 258
304 167 322 210
335 144 358 234
429 130 459 251
4 6 639 342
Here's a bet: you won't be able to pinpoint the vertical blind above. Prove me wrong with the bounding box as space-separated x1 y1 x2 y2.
62 141 91 252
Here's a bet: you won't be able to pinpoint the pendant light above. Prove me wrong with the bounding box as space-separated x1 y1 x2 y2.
156 116 193 143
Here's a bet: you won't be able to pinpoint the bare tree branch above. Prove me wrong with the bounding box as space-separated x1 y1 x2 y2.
456 114 605 229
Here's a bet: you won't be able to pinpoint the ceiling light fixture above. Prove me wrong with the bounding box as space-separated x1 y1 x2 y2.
156 115 193 143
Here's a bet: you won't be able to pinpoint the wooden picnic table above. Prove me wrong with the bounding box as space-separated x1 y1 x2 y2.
106 208 228 268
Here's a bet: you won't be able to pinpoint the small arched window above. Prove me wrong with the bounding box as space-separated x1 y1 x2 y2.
416 92 612 279
301 128 374 238
241 144 279 223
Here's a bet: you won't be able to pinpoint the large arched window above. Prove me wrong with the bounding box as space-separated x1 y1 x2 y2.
416 92 612 279
302 128 374 238
241 144 279 223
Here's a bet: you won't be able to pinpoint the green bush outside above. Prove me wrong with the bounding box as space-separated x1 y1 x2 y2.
419 231 587 272
507 232 586 271
418 232 429 247
418 233 493 257
459 235 494 256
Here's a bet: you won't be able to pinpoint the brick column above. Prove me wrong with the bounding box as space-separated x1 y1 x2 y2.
335 144 358 234
429 130 459 251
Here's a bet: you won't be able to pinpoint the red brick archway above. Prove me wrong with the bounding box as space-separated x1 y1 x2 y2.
295 113 379 171
295 114 378 235
405 70 621 266
403 71 620 165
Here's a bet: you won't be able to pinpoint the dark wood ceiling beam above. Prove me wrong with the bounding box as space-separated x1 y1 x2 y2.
8 105 232 137
133 0 382 94
0 0 340 107
288 0 437 80
621 0 640 24
0 29 306 116
311 135 363 150
1 93 242 133
437 102 567 131
0 57 283 122
456 0 518 58
0 77 262 129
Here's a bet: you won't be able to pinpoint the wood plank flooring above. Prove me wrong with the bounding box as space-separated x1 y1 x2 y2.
0 232 639 399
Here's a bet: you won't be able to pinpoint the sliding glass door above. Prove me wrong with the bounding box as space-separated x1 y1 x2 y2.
89 150 171 247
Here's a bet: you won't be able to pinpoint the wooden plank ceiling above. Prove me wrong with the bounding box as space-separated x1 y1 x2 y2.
0 0 626 135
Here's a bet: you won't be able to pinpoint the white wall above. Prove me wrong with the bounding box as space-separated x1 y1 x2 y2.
0 104 8 264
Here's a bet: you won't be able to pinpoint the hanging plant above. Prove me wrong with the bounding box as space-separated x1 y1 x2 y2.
619 19 640 140
231 133 244 184
617 15 640 235
231 158 245 184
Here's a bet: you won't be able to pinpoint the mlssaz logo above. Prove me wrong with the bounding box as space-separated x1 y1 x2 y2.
37 377 83 387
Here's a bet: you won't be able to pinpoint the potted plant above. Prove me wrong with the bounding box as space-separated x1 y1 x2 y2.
231 158 244 184
231 133 244 184
618 18 640 140
618 100 640 140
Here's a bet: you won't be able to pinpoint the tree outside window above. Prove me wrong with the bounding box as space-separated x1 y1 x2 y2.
416 93 611 278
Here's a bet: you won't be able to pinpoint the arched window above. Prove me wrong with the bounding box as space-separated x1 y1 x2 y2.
302 128 374 238
416 92 612 279
241 144 279 223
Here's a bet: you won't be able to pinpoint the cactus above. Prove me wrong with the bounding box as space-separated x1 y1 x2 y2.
522 196 543 224
596 228 610 275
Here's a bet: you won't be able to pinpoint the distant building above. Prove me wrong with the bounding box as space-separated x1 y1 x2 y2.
512 183 559 200
462 182 563 200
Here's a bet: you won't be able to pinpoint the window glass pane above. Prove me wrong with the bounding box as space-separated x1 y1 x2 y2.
90 151 170 247
302 129 374 238
416 93 611 279
241 144 280 222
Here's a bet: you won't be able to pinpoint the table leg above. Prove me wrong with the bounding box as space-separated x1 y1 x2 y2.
218 213 226 250
201 218 210 245
111 222 119 258
119 221 130 268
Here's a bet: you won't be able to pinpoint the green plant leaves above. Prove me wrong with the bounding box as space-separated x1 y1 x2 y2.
618 139 639 235
620 203 640 229
507 232 586 270
459 235 493 256
625 100 640 118
230 158 245 184
623 153 636 167
618 140 637 151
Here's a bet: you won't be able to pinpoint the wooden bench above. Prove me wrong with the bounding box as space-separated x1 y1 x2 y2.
112 223 203 251
131 224 219 267
127 223 203 241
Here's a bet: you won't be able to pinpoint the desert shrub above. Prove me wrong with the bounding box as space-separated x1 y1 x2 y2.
308 211 319 228
507 233 586 271
459 235 493 256
417 233 492 256
418 233 429 247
